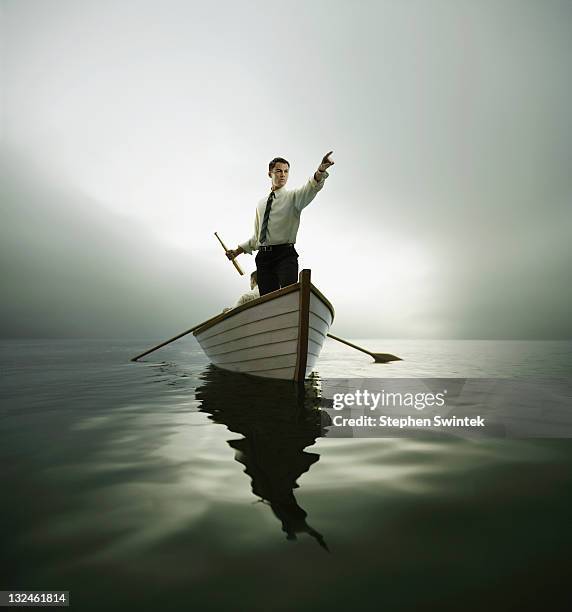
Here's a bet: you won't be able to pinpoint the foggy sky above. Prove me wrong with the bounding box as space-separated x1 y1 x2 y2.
1 0 571 339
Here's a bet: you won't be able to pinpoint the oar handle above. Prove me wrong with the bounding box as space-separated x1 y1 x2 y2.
215 232 244 276
131 327 198 362
130 310 225 362
327 333 373 357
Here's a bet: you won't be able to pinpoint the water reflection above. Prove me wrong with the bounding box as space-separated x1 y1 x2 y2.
195 366 330 549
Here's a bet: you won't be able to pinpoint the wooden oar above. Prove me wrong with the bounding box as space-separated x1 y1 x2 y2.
215 232 244 276
327 333 402 363
130 313 222 362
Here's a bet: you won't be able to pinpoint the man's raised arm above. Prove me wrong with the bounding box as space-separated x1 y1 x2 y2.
314 150 335 183
291 150 335 213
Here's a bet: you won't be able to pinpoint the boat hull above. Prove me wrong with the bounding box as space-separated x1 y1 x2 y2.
193 270 334 380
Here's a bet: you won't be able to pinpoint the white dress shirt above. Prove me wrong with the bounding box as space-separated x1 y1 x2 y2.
239 171 329 254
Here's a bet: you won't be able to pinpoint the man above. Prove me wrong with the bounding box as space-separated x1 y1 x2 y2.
235 270 260 307
222 271 260 313
225 151 334 295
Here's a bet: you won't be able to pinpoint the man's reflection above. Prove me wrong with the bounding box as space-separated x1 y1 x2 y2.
195 366 329 550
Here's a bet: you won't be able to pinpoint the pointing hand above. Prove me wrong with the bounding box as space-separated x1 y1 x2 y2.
319 151 334 172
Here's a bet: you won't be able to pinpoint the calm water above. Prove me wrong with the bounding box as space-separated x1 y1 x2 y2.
1 338 572 611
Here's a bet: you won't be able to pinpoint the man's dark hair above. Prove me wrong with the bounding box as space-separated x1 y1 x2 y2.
250 270 257 283
269 157 290 172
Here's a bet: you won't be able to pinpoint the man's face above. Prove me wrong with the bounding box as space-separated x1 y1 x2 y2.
269 162 289 190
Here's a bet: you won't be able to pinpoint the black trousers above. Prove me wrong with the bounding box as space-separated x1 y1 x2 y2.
255 245 299 296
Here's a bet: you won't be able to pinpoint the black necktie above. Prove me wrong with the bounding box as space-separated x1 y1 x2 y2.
259 191 275 244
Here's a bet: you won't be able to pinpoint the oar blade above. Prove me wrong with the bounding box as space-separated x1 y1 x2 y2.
372 353 402 363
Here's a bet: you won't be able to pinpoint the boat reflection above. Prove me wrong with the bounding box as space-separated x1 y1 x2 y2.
195 365 330 550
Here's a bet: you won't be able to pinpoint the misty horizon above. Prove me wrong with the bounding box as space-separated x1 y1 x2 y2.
1 0 571 340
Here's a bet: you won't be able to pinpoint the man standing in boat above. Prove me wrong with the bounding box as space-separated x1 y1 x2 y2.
225 151 334 296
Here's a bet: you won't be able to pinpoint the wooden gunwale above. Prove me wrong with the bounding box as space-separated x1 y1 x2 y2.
192 278 334 338
193 283 299 336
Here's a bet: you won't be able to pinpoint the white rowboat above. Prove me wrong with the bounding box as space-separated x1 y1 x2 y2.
193 269 334 380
